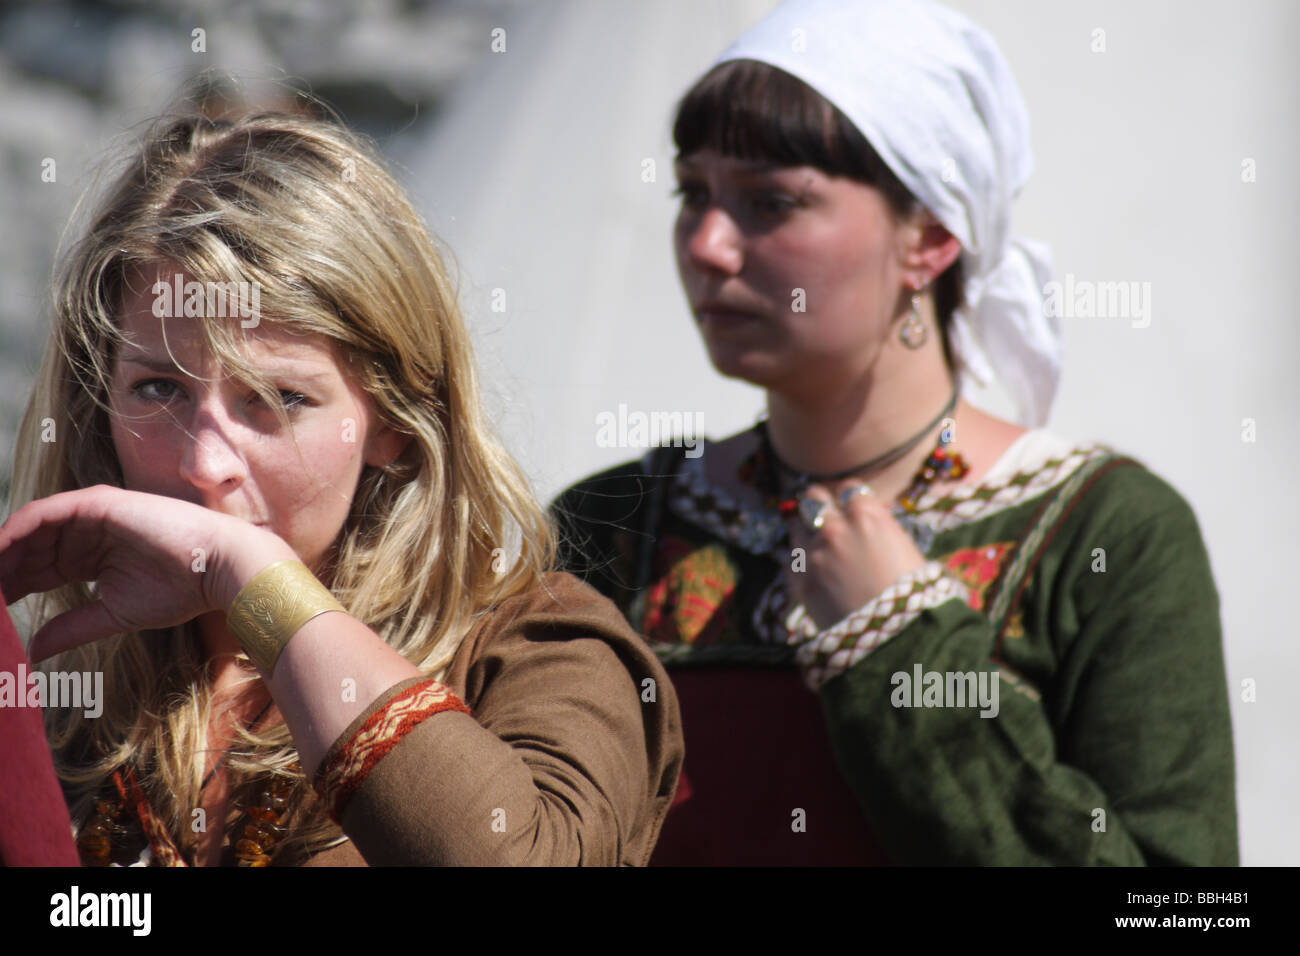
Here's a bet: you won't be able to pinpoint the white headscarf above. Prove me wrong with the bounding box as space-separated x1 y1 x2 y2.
715 0 1060 427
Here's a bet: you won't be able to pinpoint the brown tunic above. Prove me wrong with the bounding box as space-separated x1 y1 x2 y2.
300 572 682 866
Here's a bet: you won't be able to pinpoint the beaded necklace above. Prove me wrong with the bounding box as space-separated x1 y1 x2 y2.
76 699 299 867
76 765 299 867
738 387 971 515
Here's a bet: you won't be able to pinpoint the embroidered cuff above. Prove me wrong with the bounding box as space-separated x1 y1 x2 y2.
791 560 971 691
313 678 471 824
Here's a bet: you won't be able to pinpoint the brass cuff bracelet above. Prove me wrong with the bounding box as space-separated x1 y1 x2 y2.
226 560 346 676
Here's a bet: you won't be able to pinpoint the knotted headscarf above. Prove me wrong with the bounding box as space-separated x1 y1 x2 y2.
715 0 1060 427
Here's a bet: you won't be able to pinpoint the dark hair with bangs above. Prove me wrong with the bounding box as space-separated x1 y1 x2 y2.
673 59 963 372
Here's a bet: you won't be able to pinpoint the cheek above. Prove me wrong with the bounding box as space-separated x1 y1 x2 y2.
761 227 892 326
672 217 694 272
796 223 888 284
261 424 367 556
271 422 366 497
108 413 169 487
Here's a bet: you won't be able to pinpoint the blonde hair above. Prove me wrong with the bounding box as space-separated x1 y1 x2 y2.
9 100 557 862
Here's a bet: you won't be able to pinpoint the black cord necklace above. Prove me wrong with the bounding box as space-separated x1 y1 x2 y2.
760 381 960 490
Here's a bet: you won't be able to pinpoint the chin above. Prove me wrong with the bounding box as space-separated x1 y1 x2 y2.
703 343 789 389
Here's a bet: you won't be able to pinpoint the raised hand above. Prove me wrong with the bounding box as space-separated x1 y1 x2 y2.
781 480 930 632
0 485 292 661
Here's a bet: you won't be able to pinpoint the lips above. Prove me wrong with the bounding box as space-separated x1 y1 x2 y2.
695 300 765 326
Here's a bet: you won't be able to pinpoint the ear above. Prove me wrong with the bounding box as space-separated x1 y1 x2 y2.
902 211 962 290
364 423 413 468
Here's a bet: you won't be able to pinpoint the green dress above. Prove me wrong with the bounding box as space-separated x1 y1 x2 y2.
550 427 1239 865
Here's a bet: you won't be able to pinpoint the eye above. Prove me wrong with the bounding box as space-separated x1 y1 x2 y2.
671 181 709 210
750 191 800 217
249 389 310 411
131 379 183 403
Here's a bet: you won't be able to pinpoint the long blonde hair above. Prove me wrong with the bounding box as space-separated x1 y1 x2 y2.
9 98 557 861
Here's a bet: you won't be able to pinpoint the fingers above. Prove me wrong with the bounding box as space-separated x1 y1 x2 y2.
784 483 830 553
0 523 61 604
0 489 117 602
790 482 880 546
27 601 129 663
0 486 100 548
781 478 929 632
0 519 101 605
836 481 876 517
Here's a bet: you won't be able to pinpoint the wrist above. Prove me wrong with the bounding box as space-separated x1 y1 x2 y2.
206 524 301 611
226 559 346 676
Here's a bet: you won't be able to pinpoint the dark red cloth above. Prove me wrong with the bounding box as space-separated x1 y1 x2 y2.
650 666 891 865
0 589 79 866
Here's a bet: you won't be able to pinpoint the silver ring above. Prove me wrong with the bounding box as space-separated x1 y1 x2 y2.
797 496 830 533
838 484 874 509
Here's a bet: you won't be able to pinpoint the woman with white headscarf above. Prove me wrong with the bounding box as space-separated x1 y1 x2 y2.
553 0 1236 864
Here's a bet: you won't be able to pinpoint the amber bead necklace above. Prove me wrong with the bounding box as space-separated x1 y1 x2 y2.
77 698 298 867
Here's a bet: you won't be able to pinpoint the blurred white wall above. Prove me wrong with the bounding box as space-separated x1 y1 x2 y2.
400 0 1299 865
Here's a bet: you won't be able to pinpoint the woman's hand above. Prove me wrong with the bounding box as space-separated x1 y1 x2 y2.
0 485 294 661
781 480 930 632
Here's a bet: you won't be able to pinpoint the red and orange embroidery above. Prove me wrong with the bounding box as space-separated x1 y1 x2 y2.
940 542 1016 612
314 678 470 823
641 537 739 646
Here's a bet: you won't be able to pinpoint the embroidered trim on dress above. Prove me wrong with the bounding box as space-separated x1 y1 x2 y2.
789 560 971 691
645 432 1123 682
314 678 471 823
667 449 790 560
663 433 1114 559
752 574 800 646
921 444 1111 533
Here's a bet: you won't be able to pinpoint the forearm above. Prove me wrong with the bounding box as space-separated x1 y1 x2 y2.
803 559 1235 865
262 610 421 776
302 616 659 865
212 533 421 777
213 544 666 865
819 598 1152 864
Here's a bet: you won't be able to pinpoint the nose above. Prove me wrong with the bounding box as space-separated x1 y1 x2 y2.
177 403 249 495
680 206 743 276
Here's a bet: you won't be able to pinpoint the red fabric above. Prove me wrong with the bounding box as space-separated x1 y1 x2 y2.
650 666 891 866
0 590 79 866
315 679 472 824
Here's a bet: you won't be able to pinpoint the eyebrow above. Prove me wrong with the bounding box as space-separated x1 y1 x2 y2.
117 354 333 384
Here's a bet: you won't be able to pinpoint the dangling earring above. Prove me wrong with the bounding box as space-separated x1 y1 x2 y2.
899 283 928 349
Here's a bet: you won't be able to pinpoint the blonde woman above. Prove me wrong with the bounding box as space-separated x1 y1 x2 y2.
0 103 681 866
